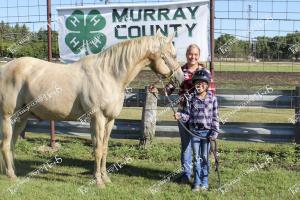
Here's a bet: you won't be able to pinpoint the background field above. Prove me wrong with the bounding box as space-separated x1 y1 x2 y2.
128 62 300 90
2 61 300 90
0 133 299 200
120 107 294 124
214 62 300 72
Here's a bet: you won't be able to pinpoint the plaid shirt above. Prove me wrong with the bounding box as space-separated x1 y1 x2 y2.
180 91 219 136
165 64 216 107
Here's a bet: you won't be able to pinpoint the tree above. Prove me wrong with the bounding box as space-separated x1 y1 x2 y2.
256 36 271 60
268 36 286 59
286 32 300 60
20 24 29 35
13 23 21 40
37 28 48 41
215 34 250 58
0 21 5 35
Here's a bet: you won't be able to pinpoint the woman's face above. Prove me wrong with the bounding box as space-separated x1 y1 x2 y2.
186 47 200 66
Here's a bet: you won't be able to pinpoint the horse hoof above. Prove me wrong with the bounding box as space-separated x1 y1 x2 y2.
102 175 111 184
96 179 105 188
8 174 17 180
96 182 106 189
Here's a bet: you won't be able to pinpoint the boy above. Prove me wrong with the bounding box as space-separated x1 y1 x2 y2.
175 69 219 191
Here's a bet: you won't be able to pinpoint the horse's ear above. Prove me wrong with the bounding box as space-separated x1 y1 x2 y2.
156 29 164 38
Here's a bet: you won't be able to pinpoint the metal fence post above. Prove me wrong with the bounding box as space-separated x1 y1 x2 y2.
295 86 300 144
209 0 215 95
47 0 56 148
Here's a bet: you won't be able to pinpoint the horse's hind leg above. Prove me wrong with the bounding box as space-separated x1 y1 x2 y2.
0 115 4 174
101 118 115 184
0 115 16 179
12 116 28 155
12 116 28 146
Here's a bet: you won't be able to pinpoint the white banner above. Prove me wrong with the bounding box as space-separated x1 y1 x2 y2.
57 0 210 63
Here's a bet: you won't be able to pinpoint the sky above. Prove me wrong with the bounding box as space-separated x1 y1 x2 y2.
0 0 299 40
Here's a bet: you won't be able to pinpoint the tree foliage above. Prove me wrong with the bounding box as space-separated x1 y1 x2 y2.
0 21 58 59
0 22 299 61
215 33 300 60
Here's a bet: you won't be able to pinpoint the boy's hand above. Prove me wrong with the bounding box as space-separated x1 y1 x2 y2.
174 112 181 120
209 133 218 141
148 85 158 93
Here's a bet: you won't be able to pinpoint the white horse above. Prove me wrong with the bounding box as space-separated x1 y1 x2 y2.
0 31 184 188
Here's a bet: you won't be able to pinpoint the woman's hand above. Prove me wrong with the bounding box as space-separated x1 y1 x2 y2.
174 112 181 120
148 85 158 93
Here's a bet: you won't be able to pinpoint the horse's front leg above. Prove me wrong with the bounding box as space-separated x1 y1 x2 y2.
0 115 16 179
90 113 106 188
101 118 115 183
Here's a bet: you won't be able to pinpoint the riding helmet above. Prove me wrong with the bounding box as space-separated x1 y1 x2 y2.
192 69 211 84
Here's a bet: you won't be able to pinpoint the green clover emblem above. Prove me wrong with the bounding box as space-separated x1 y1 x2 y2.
65 10 106 55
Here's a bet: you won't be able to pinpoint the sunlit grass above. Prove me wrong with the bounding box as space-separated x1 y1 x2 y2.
214 62 300 72
0 133 298 200
119 107 295 123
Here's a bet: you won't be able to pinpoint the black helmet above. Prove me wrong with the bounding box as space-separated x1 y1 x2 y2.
192 69 211 84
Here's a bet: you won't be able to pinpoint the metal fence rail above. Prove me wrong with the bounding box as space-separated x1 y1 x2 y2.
0 0 299 142
25 119 296 143
123 88 298 109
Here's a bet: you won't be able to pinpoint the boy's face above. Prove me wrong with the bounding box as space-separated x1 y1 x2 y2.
195 80 208 94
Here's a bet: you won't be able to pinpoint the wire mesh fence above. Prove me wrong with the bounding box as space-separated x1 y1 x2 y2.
0 0 299 124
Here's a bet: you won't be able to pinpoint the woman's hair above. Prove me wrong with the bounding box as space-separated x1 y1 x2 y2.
186 44 201 56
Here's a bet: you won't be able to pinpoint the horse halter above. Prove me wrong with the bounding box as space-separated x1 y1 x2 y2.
158 52 183 87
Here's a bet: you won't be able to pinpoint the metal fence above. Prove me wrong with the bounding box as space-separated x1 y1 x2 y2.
1 1 299 72
0 0 299 125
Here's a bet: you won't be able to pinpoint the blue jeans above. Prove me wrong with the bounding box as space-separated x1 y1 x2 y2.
178 121 192 179
191 129 210 187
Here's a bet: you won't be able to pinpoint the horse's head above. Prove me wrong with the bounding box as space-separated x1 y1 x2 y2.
147 30 184 85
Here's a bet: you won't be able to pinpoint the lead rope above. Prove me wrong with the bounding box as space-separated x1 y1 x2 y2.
153 76 221 189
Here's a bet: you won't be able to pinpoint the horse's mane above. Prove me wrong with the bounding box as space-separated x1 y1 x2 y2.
81 35 161 78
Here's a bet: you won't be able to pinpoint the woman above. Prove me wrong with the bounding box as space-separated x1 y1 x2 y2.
149 44 215 183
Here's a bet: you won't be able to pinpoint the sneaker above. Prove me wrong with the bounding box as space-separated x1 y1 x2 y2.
192 185 201 192
179 176 192 185
200 186 208 191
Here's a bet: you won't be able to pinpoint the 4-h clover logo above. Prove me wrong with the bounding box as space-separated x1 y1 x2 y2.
65 10 106 55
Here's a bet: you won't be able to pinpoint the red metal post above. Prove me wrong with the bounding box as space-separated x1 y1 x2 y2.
47 0 56 148
209 0 215 94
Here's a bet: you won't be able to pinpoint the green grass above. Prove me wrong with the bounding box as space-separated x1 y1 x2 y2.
120 107 295 123
214 62 300 72
0 133 299 200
